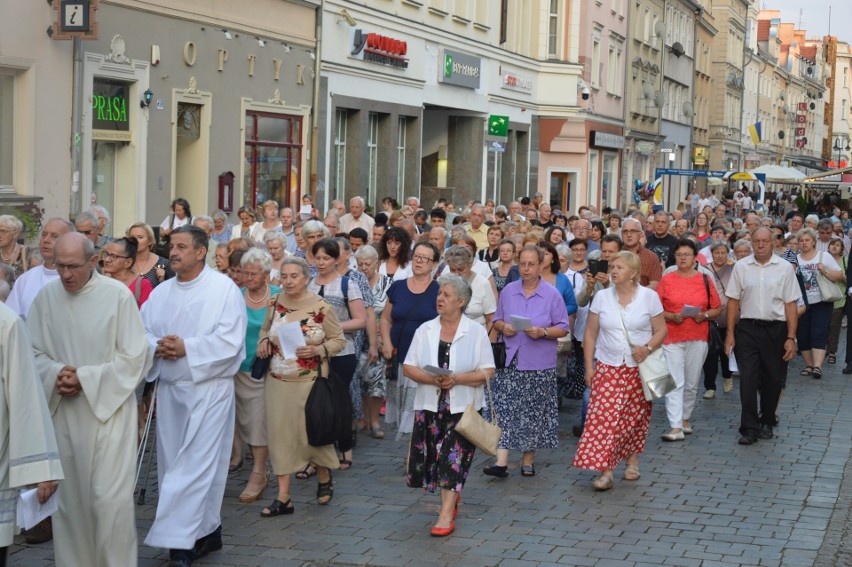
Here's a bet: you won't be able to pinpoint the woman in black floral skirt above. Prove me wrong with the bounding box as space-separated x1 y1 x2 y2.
403 274 495 537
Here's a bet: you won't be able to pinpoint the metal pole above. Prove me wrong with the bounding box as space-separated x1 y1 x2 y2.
70 37 83 218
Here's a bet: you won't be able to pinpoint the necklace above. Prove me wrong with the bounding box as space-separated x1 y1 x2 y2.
247 284 269 304
0 244 15 263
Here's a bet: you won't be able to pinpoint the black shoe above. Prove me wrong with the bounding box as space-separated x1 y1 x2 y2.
843 364 852 375
193 525 222 559
758 424 774 440
168 549 194 567
24 517 53 544
483 464 509 478
572 424 584 438
738 435 758 445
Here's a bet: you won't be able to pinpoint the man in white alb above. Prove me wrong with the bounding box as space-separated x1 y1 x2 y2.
141 226 246 567
6 218 74 319
0 301 63 563
28 233 150 566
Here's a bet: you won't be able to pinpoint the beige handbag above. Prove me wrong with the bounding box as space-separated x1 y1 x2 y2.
455 375 501 456
618 310 675 402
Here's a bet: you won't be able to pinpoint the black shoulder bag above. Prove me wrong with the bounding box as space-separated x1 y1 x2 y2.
702 273 723 359
305 351 337 447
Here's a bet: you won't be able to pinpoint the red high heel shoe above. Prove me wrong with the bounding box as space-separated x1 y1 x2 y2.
430 522 455 537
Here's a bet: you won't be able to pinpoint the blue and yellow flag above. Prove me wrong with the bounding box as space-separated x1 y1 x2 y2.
748 122 762 145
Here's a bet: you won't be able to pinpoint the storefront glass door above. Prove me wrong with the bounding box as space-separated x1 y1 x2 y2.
91 141 116 223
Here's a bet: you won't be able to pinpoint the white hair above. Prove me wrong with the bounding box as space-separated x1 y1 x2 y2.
88 205 110 225
240 247 273 273
354 244 378 261
349 196 365 207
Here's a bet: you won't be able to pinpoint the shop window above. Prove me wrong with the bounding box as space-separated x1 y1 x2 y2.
244 111 302 208
367 113 379 207
0 75 12 188
333 109 348 198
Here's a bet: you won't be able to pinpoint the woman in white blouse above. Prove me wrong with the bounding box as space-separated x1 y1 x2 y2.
444 245 496 327
403 274 495 537
572 251 667 491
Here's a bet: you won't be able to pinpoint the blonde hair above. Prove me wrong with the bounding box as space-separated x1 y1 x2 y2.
127 222 156 252
613 251 640 284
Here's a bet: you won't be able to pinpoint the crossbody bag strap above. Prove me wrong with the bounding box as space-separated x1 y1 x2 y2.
616 303 635 349
702 273 712 311
471 372 499 427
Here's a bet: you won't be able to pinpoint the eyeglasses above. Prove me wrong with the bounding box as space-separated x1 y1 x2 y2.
674 253 695 258
242 271 266 279
102 252 130 261
55 262 89 271
621 229 642 234
78 229 95 235
412 254 434 263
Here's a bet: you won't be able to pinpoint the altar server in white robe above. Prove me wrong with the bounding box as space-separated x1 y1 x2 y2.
0 301 63 561
28 233 150 567
6 218 74 319
141 226 246 567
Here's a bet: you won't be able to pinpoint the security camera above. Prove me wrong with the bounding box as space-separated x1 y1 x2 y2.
581 86 591 100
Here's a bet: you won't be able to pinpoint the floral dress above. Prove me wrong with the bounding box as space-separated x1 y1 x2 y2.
263 292 346 475
406 340 478 493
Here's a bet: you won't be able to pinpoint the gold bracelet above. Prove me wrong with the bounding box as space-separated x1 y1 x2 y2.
479 368 489 382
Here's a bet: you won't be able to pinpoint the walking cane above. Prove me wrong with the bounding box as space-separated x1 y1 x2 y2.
136 379 158 504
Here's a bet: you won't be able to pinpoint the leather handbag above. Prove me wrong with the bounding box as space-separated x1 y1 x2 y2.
305 362 337 447
617 311 676 402
487 323 506 369
702 274 723 359
816 252 843 302
455 375 501 456
250 354 271 380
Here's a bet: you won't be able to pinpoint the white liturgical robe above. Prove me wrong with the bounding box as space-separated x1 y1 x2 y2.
5 266 59 319
0 303 64 547
141 266 246 551
28 273 150 567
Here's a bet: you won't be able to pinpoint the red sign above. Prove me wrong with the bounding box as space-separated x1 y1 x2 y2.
798 102 808 111
351 29 409 69
796 114 807 123
796 128 806 136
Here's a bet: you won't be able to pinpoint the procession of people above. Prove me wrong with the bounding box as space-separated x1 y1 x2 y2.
0 184 835 563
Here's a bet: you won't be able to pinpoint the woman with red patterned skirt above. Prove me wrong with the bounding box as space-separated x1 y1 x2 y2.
573 251 667 491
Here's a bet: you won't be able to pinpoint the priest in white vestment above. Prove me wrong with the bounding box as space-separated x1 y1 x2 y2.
6 218 74 319
28 233 150 567
0 302 63 560
140 226 246 567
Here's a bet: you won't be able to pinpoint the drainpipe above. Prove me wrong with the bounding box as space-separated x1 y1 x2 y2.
310 3 322 208
70 36 83 218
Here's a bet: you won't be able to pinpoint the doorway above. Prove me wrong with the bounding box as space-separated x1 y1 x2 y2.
549 172 570 211
91 141 116 218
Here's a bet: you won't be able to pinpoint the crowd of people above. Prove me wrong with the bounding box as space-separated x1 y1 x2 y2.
0 185 842 562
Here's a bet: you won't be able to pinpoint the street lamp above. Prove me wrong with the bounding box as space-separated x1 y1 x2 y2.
833 137 850 167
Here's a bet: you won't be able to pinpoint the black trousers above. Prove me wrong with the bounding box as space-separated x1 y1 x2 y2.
844 300 852 364
703 330 732 391
734 319 788 437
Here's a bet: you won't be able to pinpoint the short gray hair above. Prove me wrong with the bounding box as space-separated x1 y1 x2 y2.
335 236 352 253
733 239 753 253
74 211 99 228
88 205 110 225
354 244 378 261
817 218 834 231
212 209 228 222
350 196 365 207
263 231 287 249
437 273 472 311
241 247 272 273
302 219 329 237
0 214 23 234
710 241 730 254
444 244 474 269
797 227 818 243
281 256 310 279
805 214 819 225
556 243 571 259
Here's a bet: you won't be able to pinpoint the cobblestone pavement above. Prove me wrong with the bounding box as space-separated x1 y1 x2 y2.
9 354 852 566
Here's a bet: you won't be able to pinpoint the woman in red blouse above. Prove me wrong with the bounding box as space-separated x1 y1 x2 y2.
656 239 722 442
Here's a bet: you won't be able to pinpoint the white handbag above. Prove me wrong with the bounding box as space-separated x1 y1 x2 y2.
618 311 676 402
816 252 843 303
455 376 501 456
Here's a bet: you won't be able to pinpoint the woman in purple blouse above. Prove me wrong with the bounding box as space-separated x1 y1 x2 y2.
483 245 570 478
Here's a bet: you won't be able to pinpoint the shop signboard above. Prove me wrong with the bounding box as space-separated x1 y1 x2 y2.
439 49 481 89
92 78 131 141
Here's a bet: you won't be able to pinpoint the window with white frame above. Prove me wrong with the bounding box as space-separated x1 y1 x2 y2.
0 75 12 188
396 117 407 201
334 109 347 197
548 0 559 58
591 37 601 87
367 112 379 207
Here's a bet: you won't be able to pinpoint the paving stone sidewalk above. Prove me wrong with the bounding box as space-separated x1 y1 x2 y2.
10 355 852 566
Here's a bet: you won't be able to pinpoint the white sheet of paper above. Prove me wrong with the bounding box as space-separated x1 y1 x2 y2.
16 488 58 531
423 365 452 376
510 315 532 331
276 321 306 359
681 305 701 317
729 351 738 373
300 205 313 216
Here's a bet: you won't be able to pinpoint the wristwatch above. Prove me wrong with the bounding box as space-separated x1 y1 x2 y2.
786 337 796 341
543 327 549 338
645 344 653 352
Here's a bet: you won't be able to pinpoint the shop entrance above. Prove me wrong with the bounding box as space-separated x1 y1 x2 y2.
174 102 209 215
91 141 116 218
